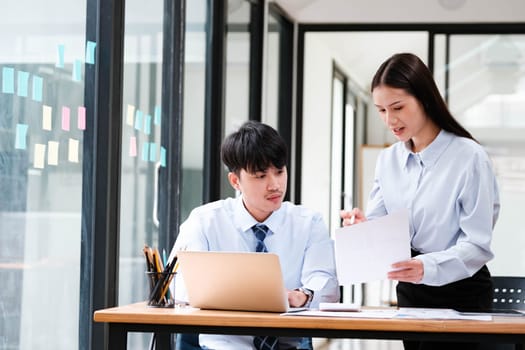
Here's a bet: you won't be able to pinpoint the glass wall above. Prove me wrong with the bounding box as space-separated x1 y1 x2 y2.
436 34 525 276
182 0 208 221
118 0 164 348
221 0 252 198
0 0 86 348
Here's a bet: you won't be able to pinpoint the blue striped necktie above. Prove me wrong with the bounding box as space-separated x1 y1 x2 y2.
252 224 278 350
253 224 269 253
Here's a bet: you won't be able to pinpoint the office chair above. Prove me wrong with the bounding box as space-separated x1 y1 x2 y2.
480 276 525 350
491 276 525 312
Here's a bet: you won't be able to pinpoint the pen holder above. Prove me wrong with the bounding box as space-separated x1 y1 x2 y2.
146 271 176 308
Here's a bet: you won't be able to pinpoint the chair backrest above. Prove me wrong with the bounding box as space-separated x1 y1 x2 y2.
492 276 525 310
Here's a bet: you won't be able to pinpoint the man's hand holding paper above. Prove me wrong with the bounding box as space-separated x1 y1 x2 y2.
335 209 411 284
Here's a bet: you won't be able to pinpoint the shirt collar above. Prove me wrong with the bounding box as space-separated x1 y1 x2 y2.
233 196 285 235
402 129 453 168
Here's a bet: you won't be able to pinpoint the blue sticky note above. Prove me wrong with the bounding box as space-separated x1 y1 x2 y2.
142 142 150 161
32 75 43 102
56 44 65 68
149 143 157 162
85 41 96 64
17 71 30 97
134 110 143 130
15 124 29 150
154 106 161 125
144 114 152 135
160 147 166 167
72 59 82 81
2 67 15 94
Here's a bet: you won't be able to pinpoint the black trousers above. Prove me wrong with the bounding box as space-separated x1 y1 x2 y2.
396 251 493 350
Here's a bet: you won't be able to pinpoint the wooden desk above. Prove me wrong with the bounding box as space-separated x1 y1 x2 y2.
94 302 525 350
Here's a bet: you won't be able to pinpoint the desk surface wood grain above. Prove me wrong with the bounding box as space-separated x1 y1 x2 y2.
94 302 525 335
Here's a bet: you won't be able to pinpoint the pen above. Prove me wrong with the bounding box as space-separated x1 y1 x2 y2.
349 214 355 225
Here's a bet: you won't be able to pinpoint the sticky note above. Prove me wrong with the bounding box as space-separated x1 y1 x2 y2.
77 106 86 130
17 71 30 97
144 114 152 135
62 106 71 131
34 144 46 169
85 41 96 64
43 105 53 130
72 59 82 81
32 75 43 102
68 138 79 163
48 141 59 166
129 136 137 157
142 142 149 161
56 44 65 68
134 110 143 130
126 105 135 126
154 106 161 125
15 124 29 150
160 146 167 167
149 143 157 162
2 67 15 93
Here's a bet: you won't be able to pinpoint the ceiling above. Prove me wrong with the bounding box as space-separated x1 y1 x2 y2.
271 0 525 24
270 0 525 93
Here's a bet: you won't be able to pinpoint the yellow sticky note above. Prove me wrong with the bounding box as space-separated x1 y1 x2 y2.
68 138 79 163
43 105 52 131
126 105 135 126
34 144 46 169
48 141 59 165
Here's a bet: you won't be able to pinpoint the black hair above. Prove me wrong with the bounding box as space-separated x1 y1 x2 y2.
220 120 288 174
371 53 475 141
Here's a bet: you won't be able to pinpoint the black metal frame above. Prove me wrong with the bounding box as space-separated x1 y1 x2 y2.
81 0 125 349
249 0 264 122
105 321 525 350
158 0 186 253
203 0 227 203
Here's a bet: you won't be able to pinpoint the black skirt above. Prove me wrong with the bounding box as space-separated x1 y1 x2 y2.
396 250 493 312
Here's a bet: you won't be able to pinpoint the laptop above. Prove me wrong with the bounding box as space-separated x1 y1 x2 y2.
176 250 289 312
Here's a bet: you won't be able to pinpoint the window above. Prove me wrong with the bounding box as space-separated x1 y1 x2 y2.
0 1 87 348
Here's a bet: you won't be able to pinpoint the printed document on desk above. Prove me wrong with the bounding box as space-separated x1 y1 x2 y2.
334 209 411 284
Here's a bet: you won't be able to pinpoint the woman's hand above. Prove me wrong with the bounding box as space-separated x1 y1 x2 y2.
388 259 424 283
340 208 367 226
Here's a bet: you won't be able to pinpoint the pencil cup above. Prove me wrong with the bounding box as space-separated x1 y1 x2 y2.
146 271 176 308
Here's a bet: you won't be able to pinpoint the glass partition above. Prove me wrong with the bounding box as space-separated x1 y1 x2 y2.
182 0 208 220
0 0 86 348
118 1 164 348
437 34 525 276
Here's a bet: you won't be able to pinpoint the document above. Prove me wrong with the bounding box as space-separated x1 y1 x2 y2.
282 307 492 321
334 209 411 284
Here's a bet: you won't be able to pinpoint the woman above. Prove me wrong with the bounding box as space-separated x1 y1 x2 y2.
341 53 500 350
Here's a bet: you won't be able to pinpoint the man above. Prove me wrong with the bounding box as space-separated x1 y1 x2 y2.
171 121 339 349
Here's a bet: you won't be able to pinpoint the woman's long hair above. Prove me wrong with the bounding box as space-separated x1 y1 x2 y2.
371 53 475 141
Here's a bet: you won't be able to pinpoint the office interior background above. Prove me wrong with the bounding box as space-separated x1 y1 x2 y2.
0 0 524 349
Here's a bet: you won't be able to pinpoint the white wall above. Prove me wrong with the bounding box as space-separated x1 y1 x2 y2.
301 36 338 224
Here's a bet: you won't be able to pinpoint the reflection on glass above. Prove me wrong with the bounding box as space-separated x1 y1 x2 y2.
0 1 86 348
440 34 525 276
119 0 164 348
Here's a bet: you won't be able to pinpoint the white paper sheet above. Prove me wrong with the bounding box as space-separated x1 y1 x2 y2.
282 307 492 321
334 209 411 284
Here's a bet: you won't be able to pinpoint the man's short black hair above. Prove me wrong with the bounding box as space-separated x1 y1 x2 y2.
221 121 288 174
